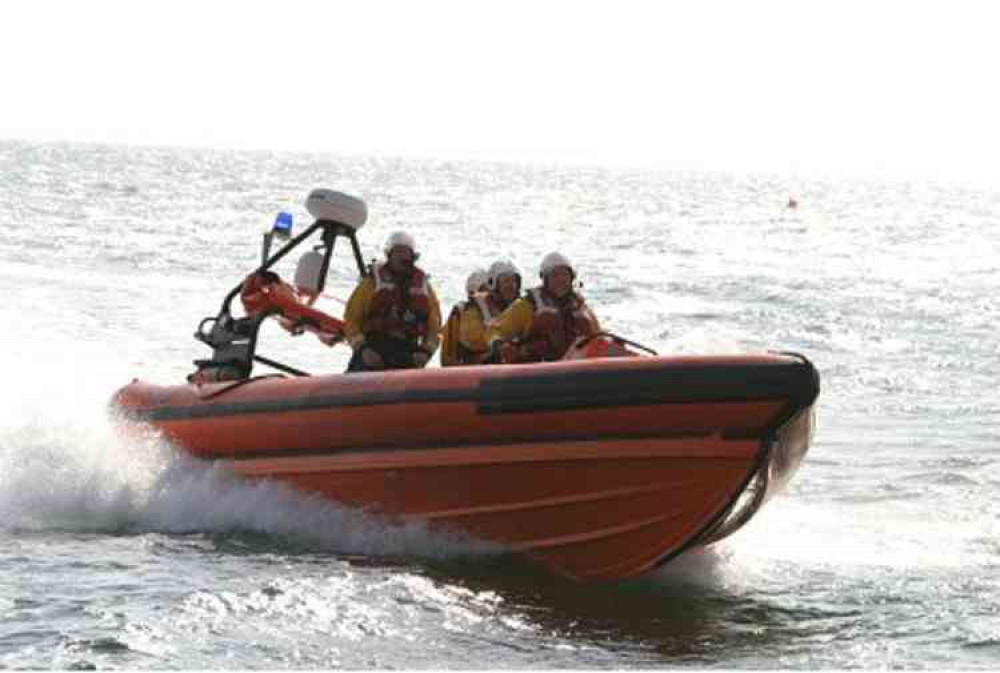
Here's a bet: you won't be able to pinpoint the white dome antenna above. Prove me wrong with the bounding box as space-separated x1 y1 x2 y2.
306 189 367 231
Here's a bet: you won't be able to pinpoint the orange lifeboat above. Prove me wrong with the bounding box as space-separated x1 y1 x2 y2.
111 188 820 582
113 349 818 582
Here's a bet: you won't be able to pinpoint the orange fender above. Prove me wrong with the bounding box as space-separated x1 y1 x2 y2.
241 272 344 342
563 335 638 361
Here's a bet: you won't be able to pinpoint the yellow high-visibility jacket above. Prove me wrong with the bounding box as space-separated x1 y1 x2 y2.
485 296 536 346
441 292 508 366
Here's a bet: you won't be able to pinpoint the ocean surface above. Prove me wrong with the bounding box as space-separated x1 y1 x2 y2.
1 139 997 669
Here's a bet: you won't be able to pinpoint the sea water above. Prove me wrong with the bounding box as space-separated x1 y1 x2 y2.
1 139 997 668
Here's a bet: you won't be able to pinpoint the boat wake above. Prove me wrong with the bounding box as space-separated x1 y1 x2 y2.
0 338 499 562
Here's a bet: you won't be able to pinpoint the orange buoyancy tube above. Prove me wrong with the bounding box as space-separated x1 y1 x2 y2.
240 271 345 339
521 287 599 361
363 263 431 341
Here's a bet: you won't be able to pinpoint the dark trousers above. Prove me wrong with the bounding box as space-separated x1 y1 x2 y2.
346 335 422 373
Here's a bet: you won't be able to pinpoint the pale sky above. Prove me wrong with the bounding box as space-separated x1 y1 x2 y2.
3 0 999 183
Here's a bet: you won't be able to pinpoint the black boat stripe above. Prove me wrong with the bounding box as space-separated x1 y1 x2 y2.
134 360 819 423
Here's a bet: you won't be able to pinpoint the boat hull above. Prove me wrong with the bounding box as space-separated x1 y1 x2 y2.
112 353 819 581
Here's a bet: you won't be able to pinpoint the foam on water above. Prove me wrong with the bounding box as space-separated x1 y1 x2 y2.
0 333 496 560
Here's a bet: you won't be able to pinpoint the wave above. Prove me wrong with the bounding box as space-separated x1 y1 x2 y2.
0 335 496 561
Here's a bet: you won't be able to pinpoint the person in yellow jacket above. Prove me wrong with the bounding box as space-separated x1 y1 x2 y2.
343 231 442 372
441 260 522 366
440 268 487 366
486 252 599 363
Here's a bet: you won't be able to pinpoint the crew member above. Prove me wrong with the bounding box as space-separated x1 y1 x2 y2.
343 231 441 372
486 252 599 363
442 260 522 366
440 268 487 366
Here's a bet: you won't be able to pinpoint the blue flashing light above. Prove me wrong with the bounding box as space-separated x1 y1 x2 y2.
273 211 293 238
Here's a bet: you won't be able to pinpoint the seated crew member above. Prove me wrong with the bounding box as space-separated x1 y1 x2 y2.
442 260 522 366
440 268 488 366
486 252 600 363
343 230 442 372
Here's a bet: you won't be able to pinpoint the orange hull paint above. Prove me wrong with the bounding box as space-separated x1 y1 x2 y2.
112 354 819 581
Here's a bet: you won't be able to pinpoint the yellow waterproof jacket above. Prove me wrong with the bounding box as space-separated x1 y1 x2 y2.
484 297 536 346
441 301 482 366
441 293 506 366
343 274 442 354
459 301 491 359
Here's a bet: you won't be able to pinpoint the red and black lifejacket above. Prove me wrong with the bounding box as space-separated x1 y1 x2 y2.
363 262 432 343
520 287 599 361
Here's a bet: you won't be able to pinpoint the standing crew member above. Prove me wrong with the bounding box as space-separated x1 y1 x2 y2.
486 252 599 363
343 231 441 372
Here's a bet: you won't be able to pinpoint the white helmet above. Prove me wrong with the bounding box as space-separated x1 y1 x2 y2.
487 259 521 291
539 251 574 278
465 269 488 295
383 230 417 256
